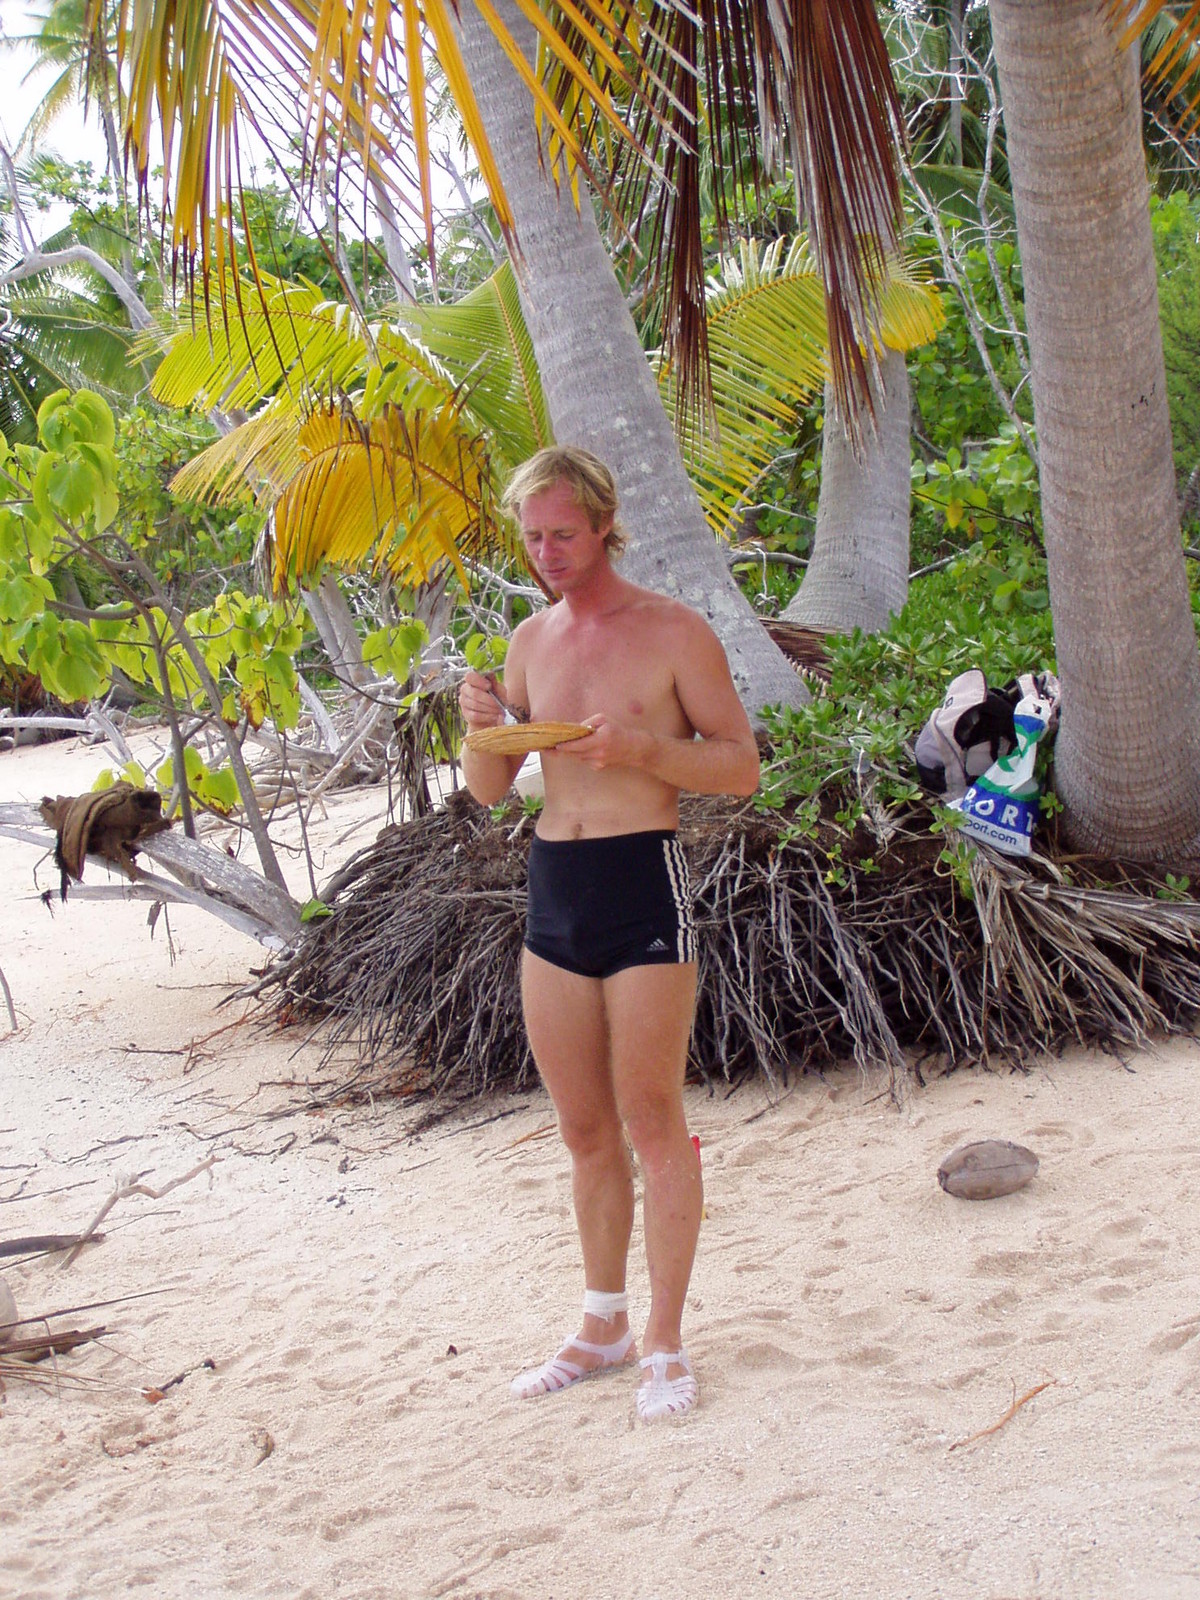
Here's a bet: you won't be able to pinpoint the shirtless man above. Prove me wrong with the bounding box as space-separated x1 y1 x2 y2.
459 447 759 1421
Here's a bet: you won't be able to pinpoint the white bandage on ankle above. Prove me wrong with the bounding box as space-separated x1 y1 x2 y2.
582 1288 628 1323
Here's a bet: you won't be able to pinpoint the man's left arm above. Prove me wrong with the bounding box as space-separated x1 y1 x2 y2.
568 613 760 796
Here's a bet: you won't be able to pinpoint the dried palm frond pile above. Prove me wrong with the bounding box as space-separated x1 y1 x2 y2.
261 785 1200 1114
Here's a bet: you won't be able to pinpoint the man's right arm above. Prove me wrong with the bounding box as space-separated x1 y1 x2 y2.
458 634 529 805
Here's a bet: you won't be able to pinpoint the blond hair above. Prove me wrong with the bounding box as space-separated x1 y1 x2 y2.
501 446 628 555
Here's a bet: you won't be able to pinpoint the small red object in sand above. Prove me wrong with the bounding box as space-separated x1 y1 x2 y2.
691 1134 701 1163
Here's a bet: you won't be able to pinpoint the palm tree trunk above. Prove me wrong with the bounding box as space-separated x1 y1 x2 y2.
990 0 1200 858
947 0 965 164
783 348 910 635
454 0 804 716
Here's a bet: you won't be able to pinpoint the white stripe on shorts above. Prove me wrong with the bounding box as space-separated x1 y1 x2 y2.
662 837 696 963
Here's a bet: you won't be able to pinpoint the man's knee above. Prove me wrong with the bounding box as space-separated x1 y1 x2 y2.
619 1089 686 1162
558 1105 625 1162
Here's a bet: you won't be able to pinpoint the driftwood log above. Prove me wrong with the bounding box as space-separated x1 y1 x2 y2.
0 802 301 948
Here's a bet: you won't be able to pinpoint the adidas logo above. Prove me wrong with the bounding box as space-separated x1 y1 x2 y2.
647 937 668 953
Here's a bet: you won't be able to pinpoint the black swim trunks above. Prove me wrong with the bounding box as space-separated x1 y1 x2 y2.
524 830 696 978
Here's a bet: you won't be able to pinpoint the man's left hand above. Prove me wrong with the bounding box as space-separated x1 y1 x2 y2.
558 714 653 770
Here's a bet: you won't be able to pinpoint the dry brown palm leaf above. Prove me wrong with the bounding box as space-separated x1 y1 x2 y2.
465 720 592 754
592 0 905 434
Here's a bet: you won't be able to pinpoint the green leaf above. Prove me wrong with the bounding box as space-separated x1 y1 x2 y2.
35 454 97 523
35 389 72 448
72 392 117 451
195 764 240 814
47 620 108 702
0 572 53 623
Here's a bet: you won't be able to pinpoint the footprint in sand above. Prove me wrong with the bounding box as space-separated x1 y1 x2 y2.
733 1341 800 1371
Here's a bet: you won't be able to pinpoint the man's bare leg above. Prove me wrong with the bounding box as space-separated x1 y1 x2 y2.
606 962 701 1389
520 949 636 1364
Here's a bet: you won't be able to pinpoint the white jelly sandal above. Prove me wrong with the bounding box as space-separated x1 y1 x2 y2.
510 1289 636 1399
636 1349 698 1422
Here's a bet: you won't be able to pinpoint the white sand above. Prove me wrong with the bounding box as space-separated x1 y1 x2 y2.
2 736 1200 1600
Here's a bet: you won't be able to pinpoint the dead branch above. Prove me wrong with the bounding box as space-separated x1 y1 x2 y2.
948 1380 1056 1452
2 1326 106 1362
0 962 15 1031
63 1156 219 1266
0 1234 104 1258
0 802 301 948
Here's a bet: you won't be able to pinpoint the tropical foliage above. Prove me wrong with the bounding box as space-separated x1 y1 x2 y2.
84 0 906 422
152 242 942 584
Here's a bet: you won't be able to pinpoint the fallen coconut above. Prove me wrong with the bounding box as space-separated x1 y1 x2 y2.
938 1139 1039 1200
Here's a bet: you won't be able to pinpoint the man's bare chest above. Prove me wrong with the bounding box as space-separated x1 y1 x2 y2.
525 622 679 728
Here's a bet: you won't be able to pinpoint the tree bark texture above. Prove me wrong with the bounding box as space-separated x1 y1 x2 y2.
454 0 805 717
783 348 910 635
991 0 1200 858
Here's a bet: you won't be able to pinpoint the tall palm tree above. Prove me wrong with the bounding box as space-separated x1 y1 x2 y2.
454 0 808 708
8 0 125 182
989 0 1200 859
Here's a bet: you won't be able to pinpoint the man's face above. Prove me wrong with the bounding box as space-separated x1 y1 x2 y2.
519 480 612 595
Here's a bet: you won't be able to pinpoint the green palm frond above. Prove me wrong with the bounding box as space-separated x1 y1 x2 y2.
907 163 1014 226
663 235 943 536
271 392 509 591
398 261 551 470
0 282 143 440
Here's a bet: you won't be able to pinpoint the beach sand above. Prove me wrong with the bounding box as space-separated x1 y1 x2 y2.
2 735 1200 1600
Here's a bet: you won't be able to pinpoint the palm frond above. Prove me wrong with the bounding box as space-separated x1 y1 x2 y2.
1112 2 1200 127
398 261 552 470
160 258 553 507
168 398 305 504
0 280 143 440
147 271 375 412
906 162 1015 226
95 0 634 304
271 392 506 591
559 0 905 431
663 235 942 536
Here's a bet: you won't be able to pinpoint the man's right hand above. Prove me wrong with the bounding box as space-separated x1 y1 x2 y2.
459 670 508 732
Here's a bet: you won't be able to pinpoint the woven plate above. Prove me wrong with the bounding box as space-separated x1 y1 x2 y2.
465 720 593 756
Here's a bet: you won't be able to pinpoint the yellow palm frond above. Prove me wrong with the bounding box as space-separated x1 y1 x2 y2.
664 236 943 537
271 393 506 591
148 272 373 412
156 272 466 507
171 399 304 505
97 0 637 304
